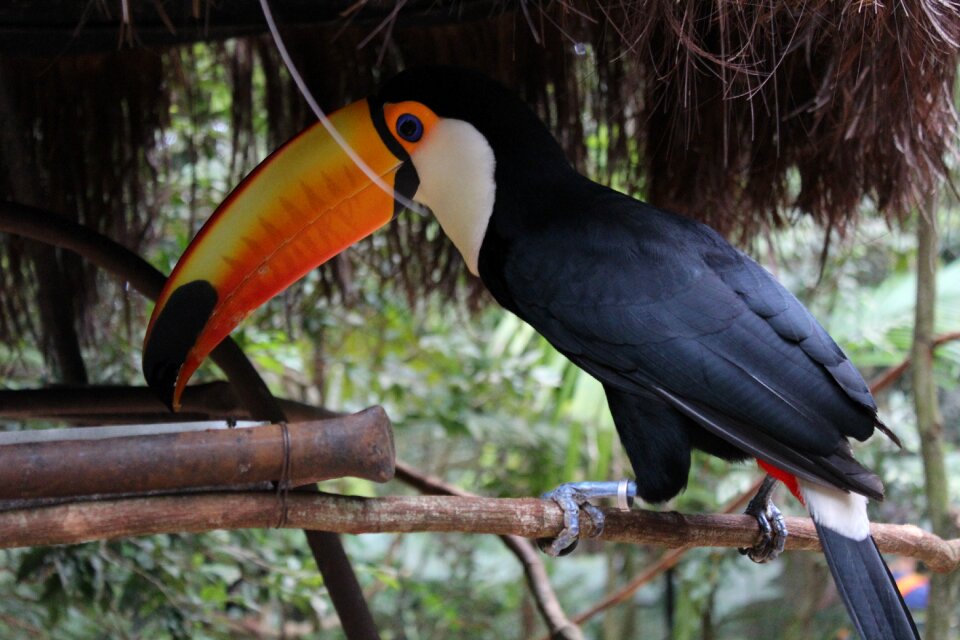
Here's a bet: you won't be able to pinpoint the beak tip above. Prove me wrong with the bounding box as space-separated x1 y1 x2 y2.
142 280 219 413
143 358 181 413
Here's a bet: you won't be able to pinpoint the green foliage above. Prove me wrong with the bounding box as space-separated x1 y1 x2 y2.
10 207 955 638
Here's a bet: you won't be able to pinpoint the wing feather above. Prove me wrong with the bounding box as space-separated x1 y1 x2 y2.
497 197 884 494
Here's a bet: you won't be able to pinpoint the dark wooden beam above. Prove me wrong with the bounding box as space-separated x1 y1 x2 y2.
0 0 509 55
0 381 337 423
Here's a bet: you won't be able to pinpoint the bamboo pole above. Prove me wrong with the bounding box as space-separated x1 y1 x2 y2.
912 200 958 639
0 409 393 501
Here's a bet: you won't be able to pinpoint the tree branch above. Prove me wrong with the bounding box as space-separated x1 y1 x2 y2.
0 201 287 422
912 201 958 639
0 382 338 423
1 493 957 572
868 330 960 396
8 202 959 635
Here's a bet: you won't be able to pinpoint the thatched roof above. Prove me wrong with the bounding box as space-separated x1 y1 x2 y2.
1 1 959 380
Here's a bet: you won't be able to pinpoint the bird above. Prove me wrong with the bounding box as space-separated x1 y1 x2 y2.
143 66 919 640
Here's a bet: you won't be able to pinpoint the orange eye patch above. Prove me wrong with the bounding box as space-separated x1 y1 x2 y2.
382 101 440 154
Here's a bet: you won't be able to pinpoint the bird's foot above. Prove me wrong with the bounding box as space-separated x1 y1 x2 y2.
537 480 635 557
738 475 788 564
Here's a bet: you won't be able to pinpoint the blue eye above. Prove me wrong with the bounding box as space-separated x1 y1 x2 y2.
396 114 423 142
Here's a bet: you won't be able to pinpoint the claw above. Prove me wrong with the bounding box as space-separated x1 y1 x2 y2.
536 536 579 556
538 483 602 556
739 475 788 564
537 480 634 556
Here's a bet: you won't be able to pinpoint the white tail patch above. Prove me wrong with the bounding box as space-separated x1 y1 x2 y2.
408 119 496 275
800 480 871 540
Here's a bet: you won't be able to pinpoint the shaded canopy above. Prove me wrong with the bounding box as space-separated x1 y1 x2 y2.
1 0 958 381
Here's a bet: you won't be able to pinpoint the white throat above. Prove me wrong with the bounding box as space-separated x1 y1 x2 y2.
408 119 496 275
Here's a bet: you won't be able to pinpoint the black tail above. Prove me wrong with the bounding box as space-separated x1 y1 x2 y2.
816 522 920 639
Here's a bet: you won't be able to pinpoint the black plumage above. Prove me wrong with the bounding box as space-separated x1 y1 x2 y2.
378 67 891 505
817 523 919 639
480 180 887 502
387 79 874 508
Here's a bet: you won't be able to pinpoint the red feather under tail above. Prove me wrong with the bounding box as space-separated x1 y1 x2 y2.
756 459 803 504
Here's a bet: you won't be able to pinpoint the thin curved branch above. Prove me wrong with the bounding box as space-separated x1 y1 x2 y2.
395 461 582 640
868 331 960 395
0 201 283 422
1 493 957 573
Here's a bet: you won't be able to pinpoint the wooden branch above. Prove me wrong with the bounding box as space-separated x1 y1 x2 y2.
912 202 958 640
8 203 958 635
2 493 957 573
0 382 338 423
868 330 960 395
0 201 284 423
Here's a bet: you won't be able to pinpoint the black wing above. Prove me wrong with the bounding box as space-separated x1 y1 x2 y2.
493 193 884 499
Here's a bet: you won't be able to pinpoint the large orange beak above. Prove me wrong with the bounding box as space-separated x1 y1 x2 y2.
143 98 416 410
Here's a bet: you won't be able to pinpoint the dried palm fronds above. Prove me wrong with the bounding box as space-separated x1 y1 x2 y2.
1 0 958 369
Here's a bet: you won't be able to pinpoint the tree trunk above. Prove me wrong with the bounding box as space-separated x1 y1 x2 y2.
0 65 88 385
912 200 958 640
32 246 89 384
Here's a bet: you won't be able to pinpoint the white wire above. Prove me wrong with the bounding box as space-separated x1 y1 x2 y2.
258 0 425 215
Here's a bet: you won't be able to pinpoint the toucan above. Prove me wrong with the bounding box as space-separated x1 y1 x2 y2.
143 67 918 639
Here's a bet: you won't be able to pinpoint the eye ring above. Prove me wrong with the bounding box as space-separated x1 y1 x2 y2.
396 113 423 142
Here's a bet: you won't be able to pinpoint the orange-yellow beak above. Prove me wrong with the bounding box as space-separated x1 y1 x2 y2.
143 98 416 410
